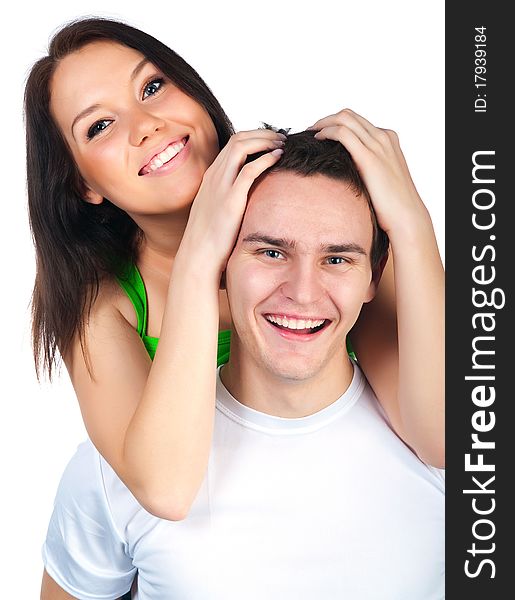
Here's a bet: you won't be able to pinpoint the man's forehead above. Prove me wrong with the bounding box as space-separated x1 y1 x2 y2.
242 171 370 237
248 170 361 207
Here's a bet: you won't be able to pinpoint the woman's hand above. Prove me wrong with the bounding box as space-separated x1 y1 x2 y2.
310 108 444 467
179 129 286 273
309 108 431 239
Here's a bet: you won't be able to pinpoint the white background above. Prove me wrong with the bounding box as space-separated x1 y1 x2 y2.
1 1 444 597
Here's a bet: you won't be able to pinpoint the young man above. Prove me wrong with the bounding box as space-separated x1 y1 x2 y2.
42 127 444 600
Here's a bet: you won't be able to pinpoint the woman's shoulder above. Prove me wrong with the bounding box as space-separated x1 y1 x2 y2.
63 276 141 371
88 275 139 332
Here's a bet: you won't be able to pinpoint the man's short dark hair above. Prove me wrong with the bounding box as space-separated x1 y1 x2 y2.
249 128 389 270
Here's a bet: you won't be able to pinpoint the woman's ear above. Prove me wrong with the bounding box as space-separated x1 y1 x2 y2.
74 168 104 205
83 186 104 205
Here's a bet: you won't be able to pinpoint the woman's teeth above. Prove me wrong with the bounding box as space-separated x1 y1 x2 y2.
144 139 186 173
266 315 326 331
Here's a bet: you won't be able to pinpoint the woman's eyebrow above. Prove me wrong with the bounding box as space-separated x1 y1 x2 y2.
71 58 150 138
71 104 101 137
130 58 150 82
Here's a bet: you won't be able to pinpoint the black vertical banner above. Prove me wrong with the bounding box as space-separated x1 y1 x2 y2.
446 2 513 597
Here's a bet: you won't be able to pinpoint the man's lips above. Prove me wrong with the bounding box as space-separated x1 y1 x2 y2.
138 136 189 175
263 313 331 339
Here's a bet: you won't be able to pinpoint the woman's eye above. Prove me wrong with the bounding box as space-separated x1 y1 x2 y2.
263 249 283 260
142 78 164 99
87 120 112 139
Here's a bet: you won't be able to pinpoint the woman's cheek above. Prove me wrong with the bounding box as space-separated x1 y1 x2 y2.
74 142 117 198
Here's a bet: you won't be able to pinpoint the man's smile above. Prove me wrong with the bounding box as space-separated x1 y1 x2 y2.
263 313 331 340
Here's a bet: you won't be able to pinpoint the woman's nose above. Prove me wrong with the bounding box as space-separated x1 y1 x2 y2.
128 108 166 146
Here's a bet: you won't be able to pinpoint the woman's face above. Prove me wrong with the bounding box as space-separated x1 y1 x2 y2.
50 41 220 217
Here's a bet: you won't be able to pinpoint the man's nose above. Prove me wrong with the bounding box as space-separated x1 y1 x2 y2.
128 108 166 146
280 261 324 306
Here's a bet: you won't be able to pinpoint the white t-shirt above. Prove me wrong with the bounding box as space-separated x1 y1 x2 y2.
43 364 444 599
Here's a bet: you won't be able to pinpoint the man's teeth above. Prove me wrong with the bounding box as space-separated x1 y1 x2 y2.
147 140 185 171
266 315 325 330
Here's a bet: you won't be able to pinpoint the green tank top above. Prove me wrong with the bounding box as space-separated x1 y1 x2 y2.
116 263 231 365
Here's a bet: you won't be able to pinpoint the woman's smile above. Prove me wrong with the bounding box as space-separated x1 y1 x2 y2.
138 135 189 176
50 40 219 216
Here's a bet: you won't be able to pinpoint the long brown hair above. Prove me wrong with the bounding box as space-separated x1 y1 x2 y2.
25 17 234 379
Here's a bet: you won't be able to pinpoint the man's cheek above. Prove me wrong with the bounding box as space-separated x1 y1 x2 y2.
242 266 279 303
228 264 277 318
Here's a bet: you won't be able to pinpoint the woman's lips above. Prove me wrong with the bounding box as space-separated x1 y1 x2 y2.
138 136 189 176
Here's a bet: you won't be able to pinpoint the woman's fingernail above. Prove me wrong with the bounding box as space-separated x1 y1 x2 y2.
277 133 287 140
271 148 284 156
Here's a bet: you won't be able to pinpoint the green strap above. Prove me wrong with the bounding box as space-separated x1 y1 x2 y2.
116 263 147 338
116 263 231 363
217 329 232 367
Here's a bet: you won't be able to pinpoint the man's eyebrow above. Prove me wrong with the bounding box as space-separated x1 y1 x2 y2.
242 234 296 249
323 243 367 255
242 235 367 256
71 58 150 138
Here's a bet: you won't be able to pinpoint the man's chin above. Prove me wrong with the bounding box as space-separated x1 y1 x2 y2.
260 357 324 383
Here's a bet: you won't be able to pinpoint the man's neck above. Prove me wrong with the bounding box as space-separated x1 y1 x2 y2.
220 349 354 418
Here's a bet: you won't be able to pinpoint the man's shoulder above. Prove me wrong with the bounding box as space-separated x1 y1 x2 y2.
55 439 105 505
349 362 384 414
352 365 445 489
53 439 139 542
43 440 136 597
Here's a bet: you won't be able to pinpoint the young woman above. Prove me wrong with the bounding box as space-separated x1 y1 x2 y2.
27 16 443 531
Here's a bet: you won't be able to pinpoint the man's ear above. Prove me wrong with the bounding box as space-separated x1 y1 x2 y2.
364 252 389 303
83 185 104 205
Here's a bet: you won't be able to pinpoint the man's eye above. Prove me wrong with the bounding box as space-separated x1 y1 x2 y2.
143 78 164 99
263 249 283 260
87 120 112 139
327 256 347 265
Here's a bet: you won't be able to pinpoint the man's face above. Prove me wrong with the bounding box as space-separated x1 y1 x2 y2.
225 171 378 382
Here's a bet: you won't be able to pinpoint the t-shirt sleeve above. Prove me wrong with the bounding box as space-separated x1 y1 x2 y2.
42 441 136 600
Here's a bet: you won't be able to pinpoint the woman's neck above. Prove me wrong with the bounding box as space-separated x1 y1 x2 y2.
134 208 191 278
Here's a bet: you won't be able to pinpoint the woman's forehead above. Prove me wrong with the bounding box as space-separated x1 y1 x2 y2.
51 40 146 93
49 41 147 130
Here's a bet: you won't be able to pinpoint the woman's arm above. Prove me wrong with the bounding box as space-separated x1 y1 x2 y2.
67 130 285 520
311 109 444 467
